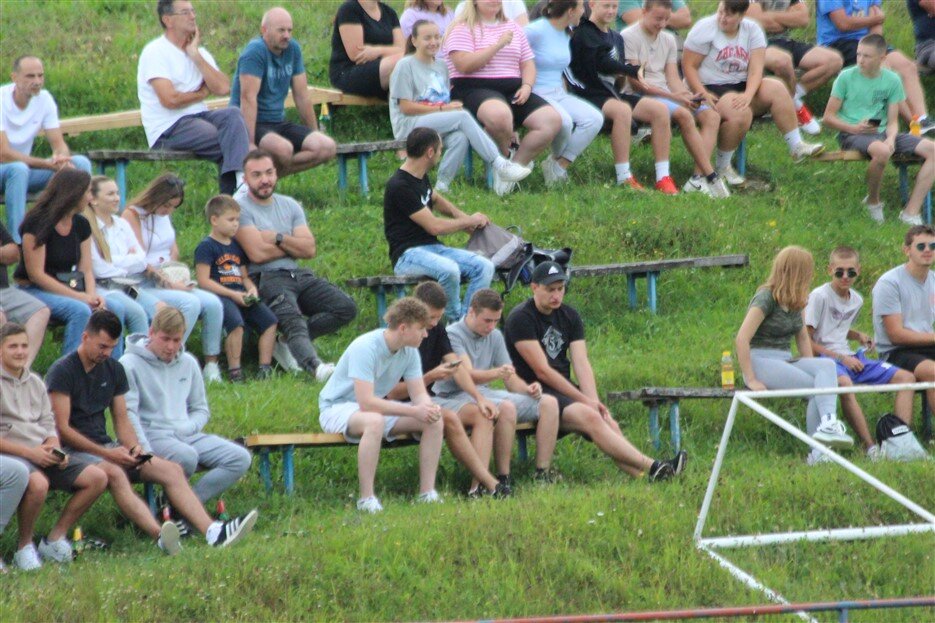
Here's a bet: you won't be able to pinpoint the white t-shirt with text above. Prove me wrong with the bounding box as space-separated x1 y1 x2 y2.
684 15 767 86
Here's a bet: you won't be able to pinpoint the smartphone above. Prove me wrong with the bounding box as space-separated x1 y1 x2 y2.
137 453 154 464
51 447 67 460
868 118 882 127
691 95 706 103
446 360 462 369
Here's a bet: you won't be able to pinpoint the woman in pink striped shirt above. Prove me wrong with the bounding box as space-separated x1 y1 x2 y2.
444 0 562 195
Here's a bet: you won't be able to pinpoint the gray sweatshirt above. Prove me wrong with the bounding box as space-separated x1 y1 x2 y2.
0 366 55 449
119 333 210 452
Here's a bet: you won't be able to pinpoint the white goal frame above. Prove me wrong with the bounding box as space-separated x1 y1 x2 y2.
693 383 935 621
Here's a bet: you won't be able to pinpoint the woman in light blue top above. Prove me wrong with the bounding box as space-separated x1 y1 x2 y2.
525 0 603 186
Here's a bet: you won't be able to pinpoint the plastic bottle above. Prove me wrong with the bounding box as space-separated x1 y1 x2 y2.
318 102 332 136
216 499 230 522
910 116 921 137
721 351 735 390
73 526 85 556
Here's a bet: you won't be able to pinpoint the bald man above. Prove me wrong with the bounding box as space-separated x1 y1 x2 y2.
230 7 336 176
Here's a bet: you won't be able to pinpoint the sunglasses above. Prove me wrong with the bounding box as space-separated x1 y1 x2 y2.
913 242 935 252
834 268 858 279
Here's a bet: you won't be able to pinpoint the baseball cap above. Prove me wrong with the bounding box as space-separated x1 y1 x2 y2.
531 261 568 285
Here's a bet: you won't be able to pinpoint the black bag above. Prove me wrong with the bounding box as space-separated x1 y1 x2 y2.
467 225 572 295
55 270 85 292
875 413 928 461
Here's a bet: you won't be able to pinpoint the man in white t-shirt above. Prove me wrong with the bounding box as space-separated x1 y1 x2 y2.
137 0 250 195
805 246 916 460
0 56 92 243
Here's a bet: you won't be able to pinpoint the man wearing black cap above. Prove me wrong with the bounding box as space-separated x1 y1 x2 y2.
504 262 687 481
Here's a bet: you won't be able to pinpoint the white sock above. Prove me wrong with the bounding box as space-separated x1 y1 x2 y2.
919 114 929 124
784 128 803 151
716 150 734 170
615 162 632 182
655 161 670 182
794 84 807 107
205 520 223 544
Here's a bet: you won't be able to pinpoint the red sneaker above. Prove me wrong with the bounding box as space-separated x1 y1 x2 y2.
654 176 678 195
619 176 646 191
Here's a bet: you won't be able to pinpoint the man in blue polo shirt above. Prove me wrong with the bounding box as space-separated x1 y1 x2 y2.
231 7 336 177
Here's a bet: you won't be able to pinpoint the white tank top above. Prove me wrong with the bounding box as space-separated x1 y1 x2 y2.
130 205 176 267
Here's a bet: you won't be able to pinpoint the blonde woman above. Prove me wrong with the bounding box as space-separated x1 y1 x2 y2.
400 0 455 43
735 246 853 463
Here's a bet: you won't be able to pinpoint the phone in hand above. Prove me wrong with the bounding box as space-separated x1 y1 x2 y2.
446 360 462 369
51 447 67 460
136 453 154 465
868 118 882 127
691 95 706 103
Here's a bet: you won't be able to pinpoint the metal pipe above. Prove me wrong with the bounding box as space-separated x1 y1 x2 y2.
694 396 740 542
699 523 935 549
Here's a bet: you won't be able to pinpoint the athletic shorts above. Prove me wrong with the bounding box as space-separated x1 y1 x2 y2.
0 287 46 324
8 454 97 492
319 402 401 444
255 121 313 152
917 39 935 69
706 82 747 98
66 442 143 483
450 77 552 126
837 132 923 155
331 60 387 99
828 39 894 67
219 296 278 334
435 387 541 423
883 345 935 374
652 96 712 117
824 351 900 385
542 386 578 419
576 91 642 115
768 37 815 67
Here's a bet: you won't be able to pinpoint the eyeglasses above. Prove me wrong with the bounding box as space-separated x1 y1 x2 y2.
913 242 935 251
171 9 196 16
834 268 858 279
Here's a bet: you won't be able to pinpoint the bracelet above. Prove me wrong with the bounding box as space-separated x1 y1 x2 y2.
521 83 532 89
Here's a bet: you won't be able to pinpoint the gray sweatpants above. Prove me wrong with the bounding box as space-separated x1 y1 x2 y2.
0 454 30 533
749 348 839 434
146 432 251 503
409 110 501 186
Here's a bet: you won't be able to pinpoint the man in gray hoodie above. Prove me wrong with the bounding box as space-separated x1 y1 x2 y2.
120 306 252 505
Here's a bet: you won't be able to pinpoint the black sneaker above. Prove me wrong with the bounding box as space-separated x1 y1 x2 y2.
534 468 563 484
256 365 273 381
491 481 512 498
669 450 688 476
648 460 674 482
228 368 244 383
210 509 258 548
467 487 484 499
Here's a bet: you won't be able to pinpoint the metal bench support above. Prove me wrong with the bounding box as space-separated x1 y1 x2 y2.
283 445 295 494
647 399 682 452
625 271 662 313
258 447 273 494
736 137 747 177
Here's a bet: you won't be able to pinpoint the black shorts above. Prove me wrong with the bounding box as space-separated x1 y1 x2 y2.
11 454 97 492
220 296 278 334
450 77 551 126
768 37 815 67
542 385 579 419
884 345 935 375
331 60 387 99
706 82 748 98
828 38 893 67
255 121 313 152
575 91 642 114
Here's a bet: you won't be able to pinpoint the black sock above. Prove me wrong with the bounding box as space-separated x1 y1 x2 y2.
649 460 661 474
705 172 719 183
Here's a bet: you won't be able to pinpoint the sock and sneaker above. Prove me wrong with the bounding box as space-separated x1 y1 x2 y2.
684 172 730 198
654 161 677 194
784 128 824 162
794 85 821 135
648 450 688 482
615 162 644 190
715 150 745 185
862 196 885 223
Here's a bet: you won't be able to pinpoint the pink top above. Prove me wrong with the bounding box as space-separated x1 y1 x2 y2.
444 21 533 80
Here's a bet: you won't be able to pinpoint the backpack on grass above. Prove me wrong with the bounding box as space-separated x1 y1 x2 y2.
875 413 929 462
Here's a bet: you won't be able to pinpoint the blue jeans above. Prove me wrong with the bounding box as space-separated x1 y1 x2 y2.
101 289 150 358
18 286 91 355
137 286 222 356
0 156 92 243
394 244 494 320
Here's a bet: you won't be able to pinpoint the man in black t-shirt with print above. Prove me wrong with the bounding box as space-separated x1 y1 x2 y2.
383 127 494 322
504 262 687 482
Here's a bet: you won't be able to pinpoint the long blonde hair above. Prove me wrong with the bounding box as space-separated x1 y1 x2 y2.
451 0 506 31
84 175 114 263
761 246 814 311
405 0 450 14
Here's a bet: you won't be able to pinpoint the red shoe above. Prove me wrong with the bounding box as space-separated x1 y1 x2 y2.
654 176 678 195
619 176 646 191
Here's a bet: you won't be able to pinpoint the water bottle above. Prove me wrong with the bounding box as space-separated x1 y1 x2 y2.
721 351 735 390
910 116 921 137
318 102 332 135
73 526 85 556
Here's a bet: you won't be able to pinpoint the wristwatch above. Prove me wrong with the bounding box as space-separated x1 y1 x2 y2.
275 233 284 247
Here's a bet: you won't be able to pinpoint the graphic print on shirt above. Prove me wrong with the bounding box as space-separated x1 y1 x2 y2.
542 325 565 360
714 44 750 75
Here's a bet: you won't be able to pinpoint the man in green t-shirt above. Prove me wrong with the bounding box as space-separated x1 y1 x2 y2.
822 34 934 226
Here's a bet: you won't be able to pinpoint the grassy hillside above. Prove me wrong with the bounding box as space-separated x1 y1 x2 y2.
1 1 933 621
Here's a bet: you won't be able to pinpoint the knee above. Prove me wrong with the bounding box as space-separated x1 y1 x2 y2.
4 161 29 181
540 107 564 134
333 293 358 323
102 462 130 488
426 416 444 436
229 445 252 473
775 53 794 76
85 465 109 493
27 472 49 498
202 294 223 317
828 52 844 73
886 52 912 74
172 449 200 477
868 144 891 163
70 156 92 173
497 402 517 426
539 394 559 416
482 112 512 136
359 412 385 436
478 257 495 281
837 375 853 387
893 370 915 384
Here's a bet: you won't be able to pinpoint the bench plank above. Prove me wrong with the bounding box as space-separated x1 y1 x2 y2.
335 140 404 155
815 150 925 164
87 149 201 161
609 387 735 402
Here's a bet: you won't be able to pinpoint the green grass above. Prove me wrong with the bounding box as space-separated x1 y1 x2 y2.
2 1 934 621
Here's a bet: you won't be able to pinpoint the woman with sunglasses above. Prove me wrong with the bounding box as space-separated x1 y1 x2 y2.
122 174 225 383
735 246 855 464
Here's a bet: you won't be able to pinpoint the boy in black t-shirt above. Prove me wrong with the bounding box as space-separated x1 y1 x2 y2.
504 262 687 482
195 196 277 382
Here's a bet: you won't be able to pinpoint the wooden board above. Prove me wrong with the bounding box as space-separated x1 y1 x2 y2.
815 150 925 164
87 149 200 161
609 387 735 402
335 140 405 155
243 422 535 449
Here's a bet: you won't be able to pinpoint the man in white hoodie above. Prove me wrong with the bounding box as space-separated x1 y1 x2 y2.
120 306 252 505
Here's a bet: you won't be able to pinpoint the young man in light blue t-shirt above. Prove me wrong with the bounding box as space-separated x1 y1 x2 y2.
821 34 935 226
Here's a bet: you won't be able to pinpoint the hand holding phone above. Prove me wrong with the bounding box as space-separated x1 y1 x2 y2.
136 453 154 465
51 447 67 460
868 118 882 127
446 360 462 369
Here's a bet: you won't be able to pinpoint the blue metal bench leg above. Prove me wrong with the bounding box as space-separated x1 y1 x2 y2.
485 162 494 189
647 272 658 314
145 482 157 516
116 159 128 210
649 403 661 451
517 435 528 462
359 153 370 195
337 155 348 191
898 163 909 206
375 286 388 327
283 445 295 495
736 138 747 177
669 400 681 453
464 146 474 179
627 274 638 310
258 448 273 494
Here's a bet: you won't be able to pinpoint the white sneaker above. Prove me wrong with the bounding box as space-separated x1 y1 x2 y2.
806 448 833 466
157 520 182 556
37 537 73 563
202 361 223 384
812 415 854 449
494 158 532 183
12 543 42 571
357 496 383 513
492 169 517 196
862 196 885 223
790 140 825 163
633 126 653 144
682 176 708 194
898 210 924 226
417 489 443 504
540 156 568 188
273 336 302 373
314 362 336 383
707 176 731 198
716 164 746 186
434 180 451 193
866 444 882 462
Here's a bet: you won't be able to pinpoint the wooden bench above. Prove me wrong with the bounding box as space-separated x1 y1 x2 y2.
244 422 537 495
346 254 749 321
815 151 932 224
88 148 207 207
335 139 405 195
